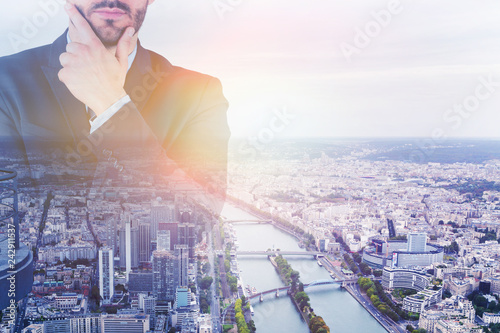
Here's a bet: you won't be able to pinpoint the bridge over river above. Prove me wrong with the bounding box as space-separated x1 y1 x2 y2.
224 219 273 223
236 250 324 257
247 278 359 303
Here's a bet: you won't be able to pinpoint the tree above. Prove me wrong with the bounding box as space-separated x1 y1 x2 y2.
294 292 309 304
200 276 213 290
248 320 256 333
473 294 488 308
115 284 126 292
291 270 300 292
105 307 117 314
90 285 100 307
310 316 330 333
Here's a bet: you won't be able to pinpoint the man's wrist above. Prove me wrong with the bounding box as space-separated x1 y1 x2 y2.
90 95 132 134
90 90 128 116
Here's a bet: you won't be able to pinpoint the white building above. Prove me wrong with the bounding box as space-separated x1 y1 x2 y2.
100 314 150 333
407 232 427 252
157 230 171 251
483 312 500 324
99 247 114 304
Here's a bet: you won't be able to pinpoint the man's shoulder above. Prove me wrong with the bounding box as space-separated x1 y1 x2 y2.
0 44 51 74
0 44 52 91
146 49 221 88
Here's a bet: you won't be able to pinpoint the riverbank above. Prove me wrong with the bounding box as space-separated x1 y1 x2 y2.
227 201 396 331
269 255 331 332
318 256 395 332
269 257 313 329
343 285 391 333
226 196 314 244
224 204 387 333
224 198 304 243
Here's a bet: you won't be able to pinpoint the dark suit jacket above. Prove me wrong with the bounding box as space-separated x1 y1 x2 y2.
0 31 230 212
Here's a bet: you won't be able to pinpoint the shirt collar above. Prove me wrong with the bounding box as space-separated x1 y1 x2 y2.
66 32 137 72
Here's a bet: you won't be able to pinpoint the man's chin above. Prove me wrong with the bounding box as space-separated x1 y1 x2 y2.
96 29 126 47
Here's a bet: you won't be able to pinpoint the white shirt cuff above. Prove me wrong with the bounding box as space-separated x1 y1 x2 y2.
89 95 132 134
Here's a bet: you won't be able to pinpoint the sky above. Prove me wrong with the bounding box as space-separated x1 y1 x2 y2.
1 0 500 140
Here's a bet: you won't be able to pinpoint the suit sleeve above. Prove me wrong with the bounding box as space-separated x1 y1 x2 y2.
87 77 230 216
167 77 230 199
0 93 28 169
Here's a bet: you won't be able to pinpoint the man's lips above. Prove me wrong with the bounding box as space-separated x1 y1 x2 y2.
93 8 127 20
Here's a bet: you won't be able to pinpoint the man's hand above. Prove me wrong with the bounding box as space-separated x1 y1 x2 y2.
59 3 135 116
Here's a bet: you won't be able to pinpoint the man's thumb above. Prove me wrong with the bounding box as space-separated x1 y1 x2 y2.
116 27 135 67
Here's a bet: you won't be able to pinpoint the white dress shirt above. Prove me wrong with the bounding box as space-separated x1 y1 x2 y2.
66 33 137 134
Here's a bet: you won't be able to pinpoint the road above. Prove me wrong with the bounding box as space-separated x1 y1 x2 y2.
214 219 231 300
14 297 28 333
320 256 405 333
347 284 406 333
208 224 222 333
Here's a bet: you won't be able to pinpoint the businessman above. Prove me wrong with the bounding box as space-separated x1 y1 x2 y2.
0 0 230 214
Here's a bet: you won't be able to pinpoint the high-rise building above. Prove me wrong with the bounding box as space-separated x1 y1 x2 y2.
479 280 491 294
158 222 178 251
130 227 139 269
180 210 191 223
119 218 139 280
138 223 151 263
157 230 170 251
106 218 118 256
407 232 427 252
22 324 43 333
178 223 196 259
125 219 131 279
70 315 101 333
99 247 114 304
152 250 177 302
119 228 126 268
128 271 153 296
139 294 156 327
175 244 189 287
43 320 71 333
175 287 190 309
100 314 150 333
151 201 176 239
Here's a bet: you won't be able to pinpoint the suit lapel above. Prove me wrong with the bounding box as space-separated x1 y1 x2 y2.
125 42 171 114
40 34 171 146
41 31 89 146
125 43 151 113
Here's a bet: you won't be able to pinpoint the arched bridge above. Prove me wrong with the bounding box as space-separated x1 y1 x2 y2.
247 279 358 302
223 219 273 223
236 251 324 257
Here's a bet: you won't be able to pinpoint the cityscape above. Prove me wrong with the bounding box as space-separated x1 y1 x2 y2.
1 138 500 333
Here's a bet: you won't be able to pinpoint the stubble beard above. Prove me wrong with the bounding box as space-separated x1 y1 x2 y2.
75 2 148 47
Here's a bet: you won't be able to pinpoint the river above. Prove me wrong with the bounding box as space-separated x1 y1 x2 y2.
221 204 386 333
